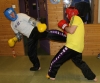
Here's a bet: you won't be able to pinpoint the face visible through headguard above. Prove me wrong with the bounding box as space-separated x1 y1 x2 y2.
4 7 18 21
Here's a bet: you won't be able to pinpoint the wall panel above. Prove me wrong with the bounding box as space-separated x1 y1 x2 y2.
49 24 100 56
0 0 25 56
47 0 100 56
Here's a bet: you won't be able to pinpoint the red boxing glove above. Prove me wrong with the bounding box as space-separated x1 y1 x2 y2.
58 20 68 35
58 20 69 30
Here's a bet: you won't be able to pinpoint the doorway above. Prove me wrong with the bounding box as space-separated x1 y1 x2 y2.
19 0 50 55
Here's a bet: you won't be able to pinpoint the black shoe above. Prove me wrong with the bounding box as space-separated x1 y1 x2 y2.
30 67 41 71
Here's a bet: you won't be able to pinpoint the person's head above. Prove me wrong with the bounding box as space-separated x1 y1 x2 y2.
65 7 79 20
4 7 18 21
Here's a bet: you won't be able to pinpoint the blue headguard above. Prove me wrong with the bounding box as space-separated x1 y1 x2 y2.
4 7 18 21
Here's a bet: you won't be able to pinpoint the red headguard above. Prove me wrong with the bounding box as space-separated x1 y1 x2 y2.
65 7 79 20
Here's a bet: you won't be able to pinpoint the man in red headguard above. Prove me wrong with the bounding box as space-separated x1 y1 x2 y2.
46 7 97 82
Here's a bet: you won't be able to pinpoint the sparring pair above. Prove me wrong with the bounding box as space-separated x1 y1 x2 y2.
3 7 66 71
46 7 97 82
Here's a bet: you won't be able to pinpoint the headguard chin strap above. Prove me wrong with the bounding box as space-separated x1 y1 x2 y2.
4 7 18 21
65 7 79 20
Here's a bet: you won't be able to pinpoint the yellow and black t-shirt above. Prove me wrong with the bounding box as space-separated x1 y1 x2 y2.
65 15 84 53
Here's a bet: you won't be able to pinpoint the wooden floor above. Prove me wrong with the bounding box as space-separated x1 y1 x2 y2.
0 55 100 83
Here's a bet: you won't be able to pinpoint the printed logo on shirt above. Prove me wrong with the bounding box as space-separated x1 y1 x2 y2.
15 21 20 28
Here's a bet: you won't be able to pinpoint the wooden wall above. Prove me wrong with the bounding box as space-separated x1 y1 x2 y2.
47 0 63 30
83 24 100 56
47 0 100 56
47 0 64 55
49 24 100 56
0 0 100 56
0 0 25 56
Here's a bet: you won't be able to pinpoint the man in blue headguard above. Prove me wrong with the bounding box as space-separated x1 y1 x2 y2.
4 7 66 71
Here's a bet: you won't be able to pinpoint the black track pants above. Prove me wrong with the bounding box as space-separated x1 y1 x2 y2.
28 27 66 68
71 53 96 80
28 27 40 68
48 46 96 80
46 29 66 42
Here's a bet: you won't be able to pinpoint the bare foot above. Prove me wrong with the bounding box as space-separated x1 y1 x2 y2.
46 74 55 80
38 67 41 70
50 78 55 80
94 77 97 82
